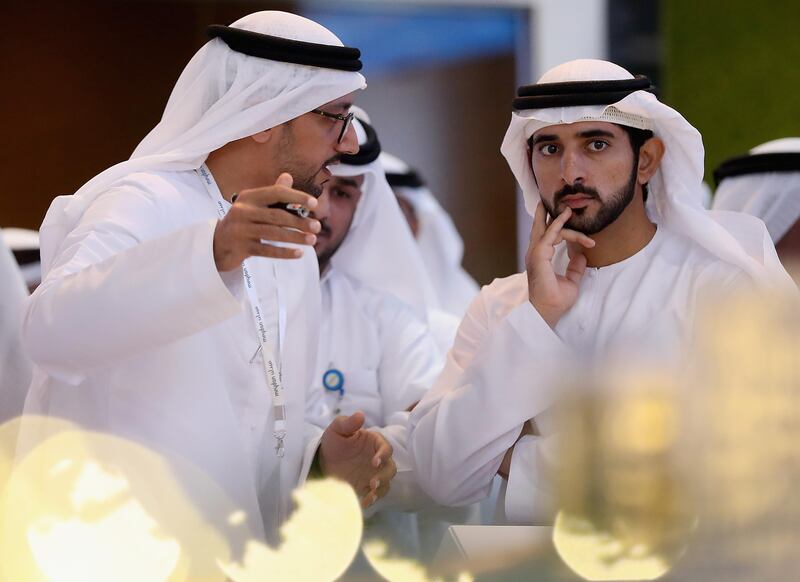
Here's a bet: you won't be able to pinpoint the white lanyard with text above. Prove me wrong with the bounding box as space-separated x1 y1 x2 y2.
196 164 287 458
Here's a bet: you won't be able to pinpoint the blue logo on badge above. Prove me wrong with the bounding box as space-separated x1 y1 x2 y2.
323 369 345 395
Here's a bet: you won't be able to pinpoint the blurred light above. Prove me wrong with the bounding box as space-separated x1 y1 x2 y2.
219 478 362 582
0 422 234 582
362 538 474 582
552 370 695 581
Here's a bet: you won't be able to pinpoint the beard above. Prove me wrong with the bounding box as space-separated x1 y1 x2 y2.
541 162 639 235
291 174 323 198
276 124 339 199
315 219 348 272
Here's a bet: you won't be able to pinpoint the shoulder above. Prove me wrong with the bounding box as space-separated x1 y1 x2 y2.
103 170 204 208
80 170 209 236
655 225 751 288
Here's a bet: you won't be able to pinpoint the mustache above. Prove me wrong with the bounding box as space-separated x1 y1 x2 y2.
318 219 332 235
322 155 341 169
554 183 601 203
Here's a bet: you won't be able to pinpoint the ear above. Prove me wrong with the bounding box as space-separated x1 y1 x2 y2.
251 128 273 145
637 137 665 184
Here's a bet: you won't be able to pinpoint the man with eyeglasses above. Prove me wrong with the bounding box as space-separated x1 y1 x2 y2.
19 11 396 545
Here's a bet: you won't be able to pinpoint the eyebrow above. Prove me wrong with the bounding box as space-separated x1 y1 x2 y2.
576 129 616 139
335 177 360 188
531 128 617 146
530 133 557 145
327 102 353 113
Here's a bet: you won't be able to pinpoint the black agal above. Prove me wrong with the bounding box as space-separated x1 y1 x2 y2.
513 76 655 111
385 169 424 189
340 117 381 166
207 25 362 72
714 152 800 186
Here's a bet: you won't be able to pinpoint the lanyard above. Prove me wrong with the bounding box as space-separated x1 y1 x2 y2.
196 164 287 458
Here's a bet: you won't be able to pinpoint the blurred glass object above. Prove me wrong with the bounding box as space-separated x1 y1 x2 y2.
552 369 694 581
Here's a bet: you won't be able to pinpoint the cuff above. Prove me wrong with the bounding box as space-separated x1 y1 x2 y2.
300 427 324 482
505 300 561 352
504 434 554 525
191 219 243 315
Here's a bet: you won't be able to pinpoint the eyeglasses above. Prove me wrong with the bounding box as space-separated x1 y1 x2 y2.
310 108 354 144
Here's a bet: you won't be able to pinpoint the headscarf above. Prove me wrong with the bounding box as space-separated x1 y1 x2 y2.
328 110 440 317
0 231 32 423
2 228 41 288
381 152 479 317
39 11 366 275
712 138 800 244
500 59 792 288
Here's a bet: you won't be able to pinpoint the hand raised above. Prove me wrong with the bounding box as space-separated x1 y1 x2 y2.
526 204 595 328
213 173 322 272
319 412 397 508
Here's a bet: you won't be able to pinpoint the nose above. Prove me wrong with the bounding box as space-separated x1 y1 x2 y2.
336 122 360 155
560 147 585 186
313 187 331 221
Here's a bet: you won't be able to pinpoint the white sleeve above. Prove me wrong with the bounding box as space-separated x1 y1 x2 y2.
376 298 443 418
408 289 565 507
299 422 325 482
364 411 441 514
22 188 242 382
503 433 559 524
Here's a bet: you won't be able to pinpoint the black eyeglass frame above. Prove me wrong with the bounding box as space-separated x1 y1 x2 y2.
311 109 354 143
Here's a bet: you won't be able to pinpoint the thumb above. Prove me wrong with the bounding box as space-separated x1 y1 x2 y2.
330 411 365 437
275 172 293 188
564 251 588 285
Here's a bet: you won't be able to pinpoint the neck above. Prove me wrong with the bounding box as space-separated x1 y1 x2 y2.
582 193 656 268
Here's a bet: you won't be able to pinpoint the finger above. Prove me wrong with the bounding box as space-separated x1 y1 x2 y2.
565 252 588 285
247 224 316 246
236 185 319 210
275 172 293 188
329 411 365 438
559 228 595 249
241 207 322 234
540 208 573 246
246 242 303 260
360 492 377 509
371 437 393 468
381 459 397 483
374 481 391 501
531 202 547 243
369 459 396 491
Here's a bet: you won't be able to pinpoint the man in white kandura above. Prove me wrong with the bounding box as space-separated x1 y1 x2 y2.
20 11 395 543
381 152 480 318
408 59 794 524
310 111 442 437
310 110 474 557
713 138 800 264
